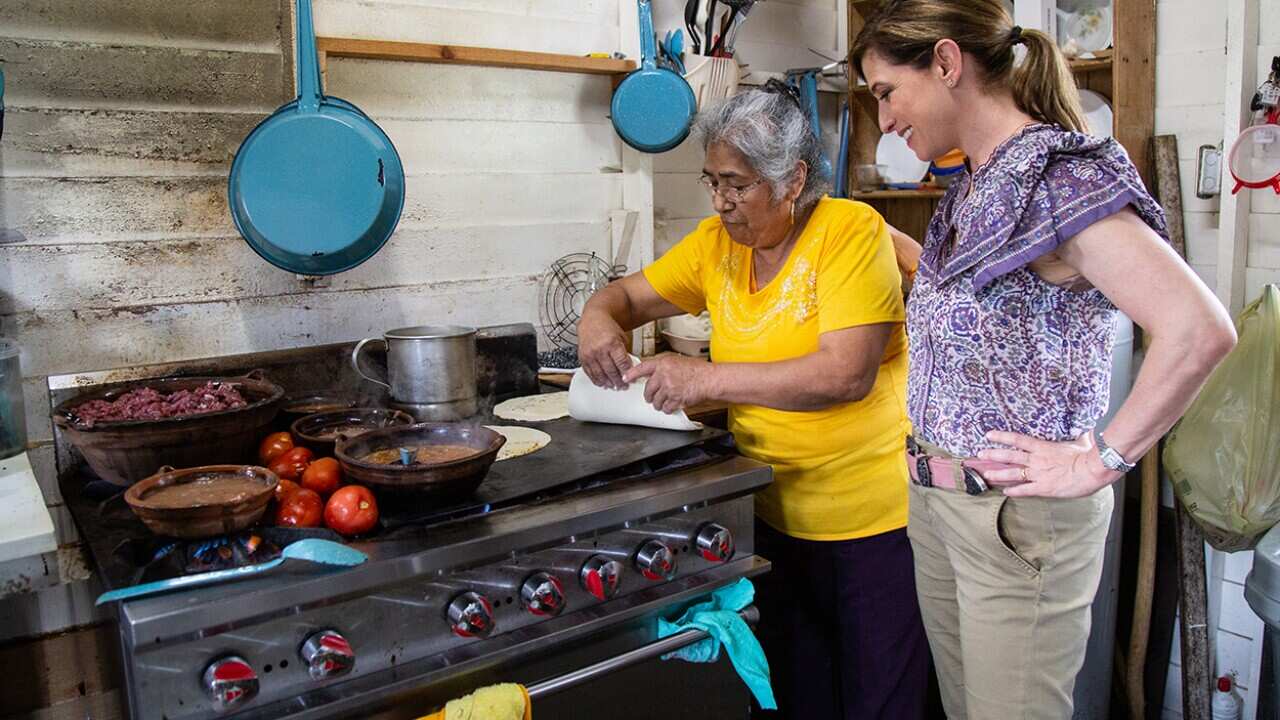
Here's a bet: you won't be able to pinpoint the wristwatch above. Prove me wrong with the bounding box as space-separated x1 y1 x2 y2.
1096 432 1136 473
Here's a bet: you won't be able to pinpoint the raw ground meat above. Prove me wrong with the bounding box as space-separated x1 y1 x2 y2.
72 382 248 427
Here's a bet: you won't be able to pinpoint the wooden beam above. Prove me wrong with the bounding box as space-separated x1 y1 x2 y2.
1152 136 1186 258
1112 0 1156 190
314 37 635 76
0 622 120 715
1215 0 1260 315
1152 134 1211 720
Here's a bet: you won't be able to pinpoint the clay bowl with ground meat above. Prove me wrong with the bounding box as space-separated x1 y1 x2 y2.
125 464 279 538
291 407 415 455
335 423 505 500
53 371 284 487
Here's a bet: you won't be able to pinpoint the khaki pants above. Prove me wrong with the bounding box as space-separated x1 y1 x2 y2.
907 481 1113 719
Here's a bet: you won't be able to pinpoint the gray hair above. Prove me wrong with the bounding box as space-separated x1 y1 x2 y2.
693 86 831 211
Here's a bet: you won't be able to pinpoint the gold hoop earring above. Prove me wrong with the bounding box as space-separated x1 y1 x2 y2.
789 201 796 226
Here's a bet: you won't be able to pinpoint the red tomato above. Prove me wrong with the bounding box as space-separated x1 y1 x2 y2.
258 432 295 465
324 485 379 537
268 446 314 480
273 478 300 504
301 457 342 497
275 487 323 528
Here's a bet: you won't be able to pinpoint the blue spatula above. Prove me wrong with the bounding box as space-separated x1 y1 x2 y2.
96 538 367 605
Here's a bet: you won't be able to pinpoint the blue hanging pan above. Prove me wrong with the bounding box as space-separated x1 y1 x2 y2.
612 0 698 154
228 0 405 275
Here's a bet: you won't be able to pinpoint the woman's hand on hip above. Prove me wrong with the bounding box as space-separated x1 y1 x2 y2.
978 430 1121 498
577 312 633 390
624 354 715 414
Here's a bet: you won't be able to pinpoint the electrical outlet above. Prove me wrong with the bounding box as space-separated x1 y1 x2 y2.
1196 144 1222 198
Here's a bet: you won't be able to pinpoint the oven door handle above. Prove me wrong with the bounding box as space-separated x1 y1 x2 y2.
526 605 758 700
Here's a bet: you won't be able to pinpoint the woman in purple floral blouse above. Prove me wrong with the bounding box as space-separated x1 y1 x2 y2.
852 1 1236 717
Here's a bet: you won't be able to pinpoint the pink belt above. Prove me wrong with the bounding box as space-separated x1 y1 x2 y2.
905 435 1024 496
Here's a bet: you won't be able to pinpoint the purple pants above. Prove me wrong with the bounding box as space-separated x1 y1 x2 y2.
752 520 931 720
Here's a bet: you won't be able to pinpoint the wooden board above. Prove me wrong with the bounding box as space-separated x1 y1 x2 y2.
316 37 634 76
0 622 120 715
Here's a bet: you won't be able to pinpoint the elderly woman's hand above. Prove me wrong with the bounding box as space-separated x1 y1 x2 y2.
623 354 715 414
977 430 1123 498
577 311 634 390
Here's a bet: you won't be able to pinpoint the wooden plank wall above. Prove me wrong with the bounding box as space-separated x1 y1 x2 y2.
0 0 637 714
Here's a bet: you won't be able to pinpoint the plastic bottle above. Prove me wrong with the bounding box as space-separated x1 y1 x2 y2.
1211 675 1242 720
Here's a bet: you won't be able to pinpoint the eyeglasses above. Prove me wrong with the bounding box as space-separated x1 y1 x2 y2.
698 176 766 203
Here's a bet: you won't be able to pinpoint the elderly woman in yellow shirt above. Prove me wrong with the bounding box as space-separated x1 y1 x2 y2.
577 81 929 720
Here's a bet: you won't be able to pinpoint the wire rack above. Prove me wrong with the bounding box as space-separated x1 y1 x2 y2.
539 252 615 350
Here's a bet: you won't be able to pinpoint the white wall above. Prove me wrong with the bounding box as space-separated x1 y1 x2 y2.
0 0 849 641
1156 1 1278 717
1244 0 1280 299
0 0 626 638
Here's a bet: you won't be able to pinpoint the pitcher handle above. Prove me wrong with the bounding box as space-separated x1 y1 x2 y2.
351 338 391 390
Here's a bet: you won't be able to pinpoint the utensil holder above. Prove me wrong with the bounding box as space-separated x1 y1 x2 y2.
682 53 740 111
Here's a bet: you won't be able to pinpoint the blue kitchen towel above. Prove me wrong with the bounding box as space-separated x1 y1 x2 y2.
657 578 776 710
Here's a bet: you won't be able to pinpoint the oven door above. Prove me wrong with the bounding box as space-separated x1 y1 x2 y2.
235 556 770 720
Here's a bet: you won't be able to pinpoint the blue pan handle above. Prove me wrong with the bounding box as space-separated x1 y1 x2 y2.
638 0 658 71
296 0 322 112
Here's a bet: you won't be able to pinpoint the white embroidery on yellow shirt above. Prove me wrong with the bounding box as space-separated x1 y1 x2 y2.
715 233 820 335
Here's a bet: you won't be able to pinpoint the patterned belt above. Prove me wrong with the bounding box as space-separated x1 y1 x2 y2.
905 435 1023 496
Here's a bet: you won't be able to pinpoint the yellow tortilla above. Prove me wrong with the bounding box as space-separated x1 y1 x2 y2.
492 391 569 422
485 425 552 461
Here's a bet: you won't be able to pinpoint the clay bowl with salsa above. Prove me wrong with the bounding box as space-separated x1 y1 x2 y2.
335 423 506 500
291 408 416 455
125 464 279 538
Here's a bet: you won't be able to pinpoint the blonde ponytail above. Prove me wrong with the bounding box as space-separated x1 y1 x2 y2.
1011 28 1087 132
852 0 1088 134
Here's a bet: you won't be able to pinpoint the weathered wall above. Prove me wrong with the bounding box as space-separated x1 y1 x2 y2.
1155 1 1278 718
0 1 627 713
0 0 844 714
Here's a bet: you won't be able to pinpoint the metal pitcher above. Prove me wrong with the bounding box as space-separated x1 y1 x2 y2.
352 325 478 421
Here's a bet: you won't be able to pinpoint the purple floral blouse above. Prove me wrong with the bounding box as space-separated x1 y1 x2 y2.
907 124 1168 457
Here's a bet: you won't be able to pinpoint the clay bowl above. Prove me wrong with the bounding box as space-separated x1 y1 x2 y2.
335 423 505 500
291 408 416 456
125 464 279 539
52 371 284 487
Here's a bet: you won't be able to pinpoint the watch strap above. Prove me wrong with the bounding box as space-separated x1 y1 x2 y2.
1097 432 1135 472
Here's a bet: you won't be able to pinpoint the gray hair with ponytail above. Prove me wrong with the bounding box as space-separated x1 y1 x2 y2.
693 84 831 212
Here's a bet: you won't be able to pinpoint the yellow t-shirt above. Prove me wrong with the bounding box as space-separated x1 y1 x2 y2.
644 197 910 541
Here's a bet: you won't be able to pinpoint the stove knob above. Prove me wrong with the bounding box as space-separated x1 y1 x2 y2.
635 540 677 581
300 630 355 680
695 523 735 563
580 555 624 601
520 572 566 617
447 591 495 638
202 656 259 711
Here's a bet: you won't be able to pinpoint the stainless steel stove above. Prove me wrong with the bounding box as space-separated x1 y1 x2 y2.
51 326 772 720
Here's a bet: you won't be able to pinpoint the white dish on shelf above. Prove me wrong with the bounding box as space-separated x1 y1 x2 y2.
876 132 930 185
1078 89 1114 138
1058 4 1113 56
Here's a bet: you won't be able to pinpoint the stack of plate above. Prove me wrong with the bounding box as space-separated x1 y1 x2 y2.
876 132 931 188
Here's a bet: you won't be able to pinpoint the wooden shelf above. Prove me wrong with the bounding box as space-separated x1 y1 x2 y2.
1068 54 1113 74
315 37 636 76
852 189 946 199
